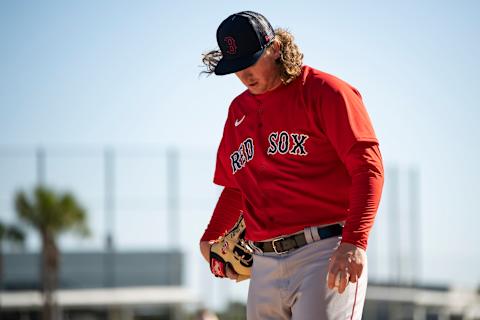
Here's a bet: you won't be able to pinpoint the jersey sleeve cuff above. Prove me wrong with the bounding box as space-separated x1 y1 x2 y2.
341 232 368 251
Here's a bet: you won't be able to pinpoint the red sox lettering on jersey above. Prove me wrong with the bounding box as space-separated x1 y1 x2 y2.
230 138 254 174
230 132 309 174
267 132 309 156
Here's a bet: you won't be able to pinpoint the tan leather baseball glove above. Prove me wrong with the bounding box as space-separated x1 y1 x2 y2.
209 214 253 282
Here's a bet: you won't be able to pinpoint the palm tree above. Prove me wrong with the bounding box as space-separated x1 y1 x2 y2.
15 186 89 320
0 221 26 291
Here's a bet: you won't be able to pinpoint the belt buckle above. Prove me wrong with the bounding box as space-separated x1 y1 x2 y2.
272 237 287 254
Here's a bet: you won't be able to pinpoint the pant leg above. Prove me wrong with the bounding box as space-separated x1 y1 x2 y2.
247 252 291 320
288 237 368 320
247 236 368 320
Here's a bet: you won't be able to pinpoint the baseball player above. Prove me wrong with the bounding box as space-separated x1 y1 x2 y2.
199 11 384 320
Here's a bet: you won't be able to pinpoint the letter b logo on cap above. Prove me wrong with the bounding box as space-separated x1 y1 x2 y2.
224 36 237 55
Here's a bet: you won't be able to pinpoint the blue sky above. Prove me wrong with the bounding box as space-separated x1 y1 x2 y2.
1 0 479 305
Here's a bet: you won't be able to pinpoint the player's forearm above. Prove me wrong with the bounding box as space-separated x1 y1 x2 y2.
199 241 211 263
342 143 384 250
200 187 243 241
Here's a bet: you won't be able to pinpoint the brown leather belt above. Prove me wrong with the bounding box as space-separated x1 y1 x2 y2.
253 224 343 254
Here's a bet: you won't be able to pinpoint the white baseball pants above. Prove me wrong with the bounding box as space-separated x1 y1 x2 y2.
247 235 368 320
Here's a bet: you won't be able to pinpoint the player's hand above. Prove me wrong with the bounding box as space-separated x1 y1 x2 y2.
225 264 239 281
327 242 366 294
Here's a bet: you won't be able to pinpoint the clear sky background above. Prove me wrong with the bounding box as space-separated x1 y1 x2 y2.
1 0 479 306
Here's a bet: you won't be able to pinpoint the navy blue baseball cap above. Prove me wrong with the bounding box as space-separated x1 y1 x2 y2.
214 11 275 75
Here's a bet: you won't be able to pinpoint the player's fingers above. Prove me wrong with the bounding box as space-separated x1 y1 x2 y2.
346 263 358 283
327 269 337 289
326 258 334 273
349 273 358 283
356 263 364 278
225 264 239 280
337 270 350 294
347 261 363 283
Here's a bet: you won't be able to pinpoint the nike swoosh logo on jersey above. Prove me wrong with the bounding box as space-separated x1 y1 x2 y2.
235 115 246 127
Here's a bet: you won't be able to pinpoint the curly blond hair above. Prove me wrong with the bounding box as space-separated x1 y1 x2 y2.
274 28 304 84
201 28 303 84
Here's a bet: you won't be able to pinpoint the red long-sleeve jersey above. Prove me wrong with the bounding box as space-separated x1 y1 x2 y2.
201 66 384 250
